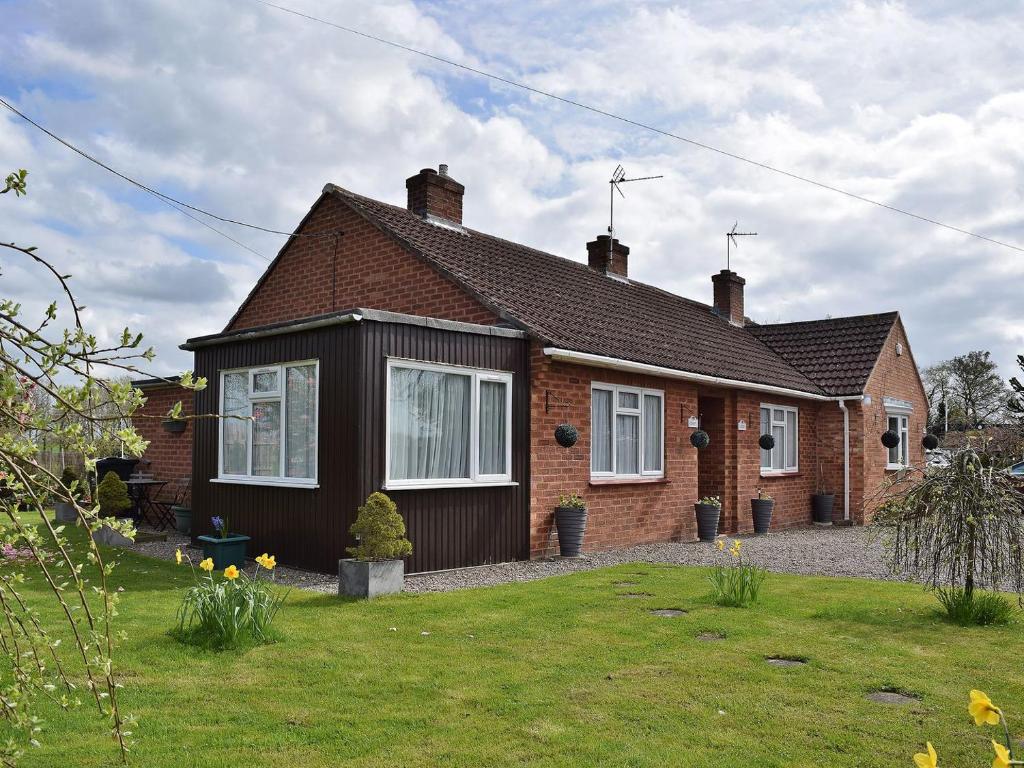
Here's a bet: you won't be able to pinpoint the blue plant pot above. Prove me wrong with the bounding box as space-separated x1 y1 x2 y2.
198 534 251 570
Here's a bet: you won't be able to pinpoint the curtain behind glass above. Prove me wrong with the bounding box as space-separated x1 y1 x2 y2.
616 414 640 474
643 394 662 472
390 368 470 480
479 380 507 475
286 365 317 478
252 401 281 476
592 389 613 472
222 372 249 474
759 407 770 468
785 410 797 468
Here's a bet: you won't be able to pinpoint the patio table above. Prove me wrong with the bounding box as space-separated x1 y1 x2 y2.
126 479 171 530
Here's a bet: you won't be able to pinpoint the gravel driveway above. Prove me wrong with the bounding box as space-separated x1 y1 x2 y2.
124 525 897 595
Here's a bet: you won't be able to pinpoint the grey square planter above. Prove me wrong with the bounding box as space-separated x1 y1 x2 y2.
93 518 134 547
339 558 404 599
54 501 77 524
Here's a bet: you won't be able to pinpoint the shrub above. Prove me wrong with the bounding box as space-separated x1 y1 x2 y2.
557 492 585 509
936 588 1014 626
173 552 285 649
698 496 722 508
96 470 131 517
708 538 766 607
347 492 413 561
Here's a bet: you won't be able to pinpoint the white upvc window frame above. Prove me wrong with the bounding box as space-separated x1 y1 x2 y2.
886 412 911 469
760 403 799 475
384 358 514 490
590 382 665 480
216 359 320 488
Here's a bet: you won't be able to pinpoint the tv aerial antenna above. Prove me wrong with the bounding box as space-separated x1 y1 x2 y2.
726 221 757 271
608 165 662 259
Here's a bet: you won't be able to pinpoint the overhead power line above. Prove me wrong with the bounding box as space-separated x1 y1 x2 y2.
0 96 338 263
252 0 1024 255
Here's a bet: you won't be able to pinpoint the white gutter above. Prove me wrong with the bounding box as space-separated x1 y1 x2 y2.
543 347 842 402
838 399 850 522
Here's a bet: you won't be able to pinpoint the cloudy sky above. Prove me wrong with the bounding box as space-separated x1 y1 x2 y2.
2 0 1022 379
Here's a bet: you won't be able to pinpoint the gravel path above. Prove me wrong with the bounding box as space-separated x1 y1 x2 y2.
124 525 898 595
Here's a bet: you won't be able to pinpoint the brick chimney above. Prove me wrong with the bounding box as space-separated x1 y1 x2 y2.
712 269 746 325
406 165 464 224
587 235 630 279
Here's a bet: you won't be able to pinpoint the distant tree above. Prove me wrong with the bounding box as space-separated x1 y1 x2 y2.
924 351 1009 432
1010 354 1024 418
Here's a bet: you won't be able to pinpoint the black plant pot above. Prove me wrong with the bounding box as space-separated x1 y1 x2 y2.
161 418 187 433
554 506 588 557
751 499 774 534
811 493 834 525
694 503 721 542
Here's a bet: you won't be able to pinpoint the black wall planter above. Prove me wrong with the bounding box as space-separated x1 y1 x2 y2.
554 423 579 448
162 418 187 434
694 503 720 542
751 499 774 534
554 506 588 557
811 493 834 525
690 430 710 449
758 433 776 451
881 430 900 449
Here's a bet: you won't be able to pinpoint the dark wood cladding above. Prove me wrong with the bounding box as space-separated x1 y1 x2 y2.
192 318 529 574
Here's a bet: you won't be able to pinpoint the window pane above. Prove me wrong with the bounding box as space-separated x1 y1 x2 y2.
772 425 785 470
786 410 797 468
617 414 640 474
285 365 317 478
253 369 278 394
760 407 771 469
592 389 613 473
252 401 281 476
643 394 662 472
389 368 471 480
900 417 909 465
888 416 900 464
618 391 639 410
222 372 249 474
479 380 507 475
773 408 785 423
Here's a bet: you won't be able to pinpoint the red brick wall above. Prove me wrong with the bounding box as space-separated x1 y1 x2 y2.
132 383 194 483
859 317 929 520
529 342 700 557
228 194 497 331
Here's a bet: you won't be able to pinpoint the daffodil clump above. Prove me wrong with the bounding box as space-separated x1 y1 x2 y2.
172 549 287 649
914 690 1022 767
708 537 767 607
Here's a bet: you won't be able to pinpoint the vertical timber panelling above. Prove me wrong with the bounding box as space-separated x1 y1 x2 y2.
358 321 530 573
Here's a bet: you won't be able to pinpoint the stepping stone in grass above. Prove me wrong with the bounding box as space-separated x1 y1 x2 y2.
696 631 726 642
650 609 687 617
765 656 808 667
867 689 920 705
619 592 653 598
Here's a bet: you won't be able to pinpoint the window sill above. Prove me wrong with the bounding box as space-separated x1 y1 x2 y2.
211 477 319 490
760 470 800 478
589 477 669 487
885 464 906 472
382 481 519 491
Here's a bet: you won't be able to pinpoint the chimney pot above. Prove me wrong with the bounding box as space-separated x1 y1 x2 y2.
711 269 746 326
406 165 464 224
587 235 630 279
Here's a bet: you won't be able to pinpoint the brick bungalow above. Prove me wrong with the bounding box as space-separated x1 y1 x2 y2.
134 165 928 573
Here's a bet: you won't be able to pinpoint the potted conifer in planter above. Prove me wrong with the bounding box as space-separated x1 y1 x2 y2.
694 496 722 542
554 492 588 557
811 463 834 526
93 471 134 546
198 515 250 570
751 487 774 534
339 492 412 599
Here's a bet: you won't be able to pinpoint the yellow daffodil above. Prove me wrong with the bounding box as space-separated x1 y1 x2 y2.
992 740 1010 768
715 539 725 552
970 690 1002 727
199 557 214 573
729 541 742 558
255 553 277 570
175 548 182 565
913 741 938 768
224 565 239 580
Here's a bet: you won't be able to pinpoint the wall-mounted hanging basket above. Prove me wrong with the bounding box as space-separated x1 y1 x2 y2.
161 418 187 434
554 423 579 448
922 433 939 450
881 430 901 449
690 430 710 449
758 433 775 451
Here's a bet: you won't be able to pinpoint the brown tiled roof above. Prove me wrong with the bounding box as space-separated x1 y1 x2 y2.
747 312 898 396
326 185 889 397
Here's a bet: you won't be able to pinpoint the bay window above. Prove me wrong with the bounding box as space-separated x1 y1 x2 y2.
219 360 318 485
591 383 664 478
386 359 512 488
760 404 798 473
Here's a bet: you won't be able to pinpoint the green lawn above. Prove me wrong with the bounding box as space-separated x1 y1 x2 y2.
10 525 1023 767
